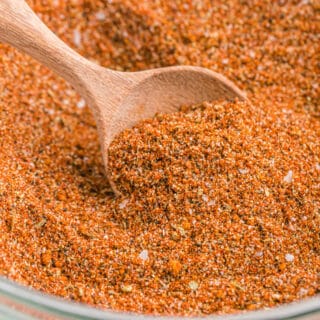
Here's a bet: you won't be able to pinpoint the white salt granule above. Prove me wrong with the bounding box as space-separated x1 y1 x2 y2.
285 253 294 262
283 170 293 183
202 194 208 202
73 29 82 47
96 11 106 21
255 251 263 257
119 199 129 209
138 250 148 261
77 99 86 109
249 50 256 58
188 281 199 290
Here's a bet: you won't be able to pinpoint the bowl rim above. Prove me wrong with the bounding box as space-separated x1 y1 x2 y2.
0 276 319 320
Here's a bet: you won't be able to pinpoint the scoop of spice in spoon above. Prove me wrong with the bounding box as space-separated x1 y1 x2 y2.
0 0 245 194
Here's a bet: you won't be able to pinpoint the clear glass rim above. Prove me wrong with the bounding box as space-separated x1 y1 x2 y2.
0 277 319 319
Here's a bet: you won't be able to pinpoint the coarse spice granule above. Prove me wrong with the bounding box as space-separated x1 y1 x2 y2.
0 0 319 317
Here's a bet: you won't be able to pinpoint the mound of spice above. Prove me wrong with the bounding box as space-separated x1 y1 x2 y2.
108 99 319 314
0 0 319 317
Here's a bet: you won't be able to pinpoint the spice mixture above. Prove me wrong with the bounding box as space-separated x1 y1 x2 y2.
0 0 319 316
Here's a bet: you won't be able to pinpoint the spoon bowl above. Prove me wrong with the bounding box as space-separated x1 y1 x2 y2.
97 66 246 193
0 0 246 194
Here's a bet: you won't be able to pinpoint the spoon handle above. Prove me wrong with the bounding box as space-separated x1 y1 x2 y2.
0 0 90 89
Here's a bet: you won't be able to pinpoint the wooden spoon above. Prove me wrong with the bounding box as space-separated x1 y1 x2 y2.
0 0 246 194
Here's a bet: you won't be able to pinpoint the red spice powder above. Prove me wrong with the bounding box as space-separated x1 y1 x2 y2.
0 0 319 316
108 100 319 315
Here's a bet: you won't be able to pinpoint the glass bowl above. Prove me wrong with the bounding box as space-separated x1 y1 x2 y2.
0 276 319 320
